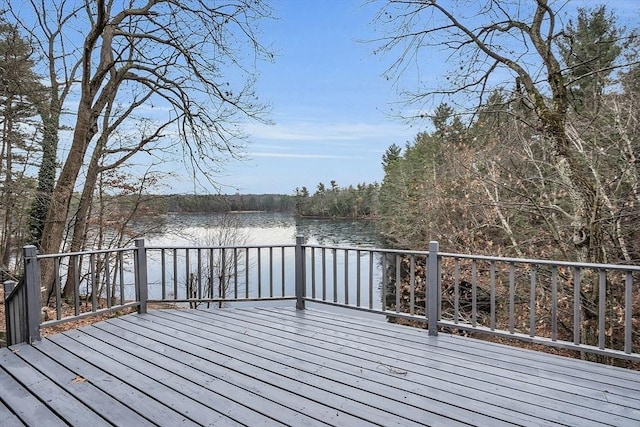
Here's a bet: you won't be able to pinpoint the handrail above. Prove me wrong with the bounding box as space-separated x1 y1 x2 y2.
438 250 640 271
36 246 133 259
146 243 297 250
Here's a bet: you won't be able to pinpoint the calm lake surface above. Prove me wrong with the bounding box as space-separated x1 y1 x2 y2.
143 212 384 247
139 212 389 309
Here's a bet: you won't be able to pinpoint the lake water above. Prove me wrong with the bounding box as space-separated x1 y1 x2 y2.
140 212 389 309
142 212 384 247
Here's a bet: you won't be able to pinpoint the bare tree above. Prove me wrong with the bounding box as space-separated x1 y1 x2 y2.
190 213 248 308
373 0 638 263
8 0 273 298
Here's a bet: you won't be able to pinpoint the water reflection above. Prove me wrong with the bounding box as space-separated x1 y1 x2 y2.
138 212 389 309
296 218 382 247
142 212 384 247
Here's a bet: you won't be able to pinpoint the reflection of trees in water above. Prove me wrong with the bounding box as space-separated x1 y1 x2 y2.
296 218 383 247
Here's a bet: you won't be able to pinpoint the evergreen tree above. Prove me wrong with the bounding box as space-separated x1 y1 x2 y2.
559 6 623 112
381 144 401 172
0 23 41 269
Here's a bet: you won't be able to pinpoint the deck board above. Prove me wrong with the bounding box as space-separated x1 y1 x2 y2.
41 335 212 426
0 347 112 427
62 325 331 426
107 313 437 427
153 309 558 425
245 307 640 418
1 306 639 426
10 343 158 427
0 354 69 427
265 307 640 402
194 307 637 426
0 402 25 427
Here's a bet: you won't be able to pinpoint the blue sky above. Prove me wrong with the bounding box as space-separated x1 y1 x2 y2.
194 0 420 195
173 0 639 196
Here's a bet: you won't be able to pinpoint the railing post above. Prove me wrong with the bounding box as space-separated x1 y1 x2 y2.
427 241 440 336
135 238 148 314
23 245 42 344
295 236 305 310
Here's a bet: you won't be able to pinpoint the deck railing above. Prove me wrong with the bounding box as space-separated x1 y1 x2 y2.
4 238 640 362
144 241 299 306
301 241 640 361
3 244 144 346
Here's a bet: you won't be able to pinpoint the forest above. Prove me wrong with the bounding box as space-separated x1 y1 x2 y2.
368 2 640 363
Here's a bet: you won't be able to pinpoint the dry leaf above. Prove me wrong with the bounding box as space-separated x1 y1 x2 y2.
71 375 86 384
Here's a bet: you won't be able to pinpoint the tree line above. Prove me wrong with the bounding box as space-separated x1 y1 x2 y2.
294 181 379 218
159 194 295 213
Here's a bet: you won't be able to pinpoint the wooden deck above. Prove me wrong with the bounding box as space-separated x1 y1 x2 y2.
1 307 639 427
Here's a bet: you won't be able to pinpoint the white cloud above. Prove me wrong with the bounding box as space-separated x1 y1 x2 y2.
245 118 414 142
249 151 349 159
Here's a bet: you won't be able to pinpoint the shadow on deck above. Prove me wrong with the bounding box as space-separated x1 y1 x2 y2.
1 306 639 426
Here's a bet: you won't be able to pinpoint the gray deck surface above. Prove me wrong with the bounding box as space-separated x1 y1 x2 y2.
0 306 639 426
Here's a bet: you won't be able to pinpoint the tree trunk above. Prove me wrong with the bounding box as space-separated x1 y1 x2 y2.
40 106 98 301
62 132 105 300
556 125 605 264
1 108 14 267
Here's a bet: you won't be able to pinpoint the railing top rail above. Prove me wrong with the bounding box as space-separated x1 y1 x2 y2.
303 242 640 271
34 241 640 272
36 246 134 259
302 243 431 256
438 251 640 271
33 243 298 260
146 243 296 250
